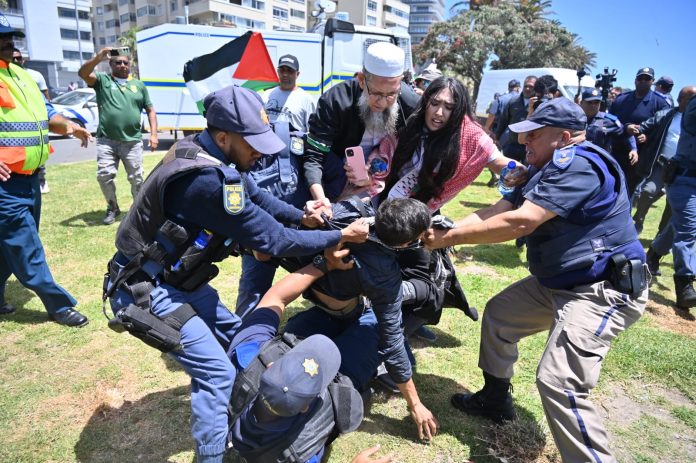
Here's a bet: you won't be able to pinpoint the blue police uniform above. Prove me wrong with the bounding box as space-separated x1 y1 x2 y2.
586 112 637 153
107 86 345 463
0 99 81 318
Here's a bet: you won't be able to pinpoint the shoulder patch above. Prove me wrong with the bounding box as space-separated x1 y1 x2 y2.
552 146 575 170
224 182 245 215
290 136 304 155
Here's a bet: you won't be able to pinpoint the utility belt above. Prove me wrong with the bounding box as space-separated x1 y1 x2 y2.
606 253 649 298
662 159 696 184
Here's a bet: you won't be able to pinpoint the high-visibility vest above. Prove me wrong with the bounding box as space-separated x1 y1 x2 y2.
0 60 51 174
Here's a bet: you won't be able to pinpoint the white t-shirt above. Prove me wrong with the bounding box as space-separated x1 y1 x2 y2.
262 86 316 132
659 112 682 160
26 68 47 92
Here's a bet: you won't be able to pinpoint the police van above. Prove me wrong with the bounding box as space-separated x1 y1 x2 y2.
136 19 413 133
475 68 596 121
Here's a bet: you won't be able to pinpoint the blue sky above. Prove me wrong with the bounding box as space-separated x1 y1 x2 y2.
443 0 696 95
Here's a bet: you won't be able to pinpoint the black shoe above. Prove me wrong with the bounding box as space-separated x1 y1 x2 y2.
646 248 662 277
0 302 17 315
103 205 121 225
413 325 437 343
450 372 515 423
50 308 89 327
674 276 696 310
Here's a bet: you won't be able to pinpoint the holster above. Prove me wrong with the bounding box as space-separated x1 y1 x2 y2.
108 303 196 353
608 253 649 298
662 159 679 185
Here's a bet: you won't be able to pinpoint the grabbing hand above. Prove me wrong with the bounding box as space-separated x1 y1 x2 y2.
422 228 449 250
628 150 639 166
636 134 647 144
325 243 354 271
351 444 393 463
301 198 331 228
340 218 369 244
0 160 11 182
409 402 439 441
626 124 640 136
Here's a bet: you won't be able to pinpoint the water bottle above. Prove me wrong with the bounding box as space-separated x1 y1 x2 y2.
171 229 213 271
369 158 388 175
497 161 518 195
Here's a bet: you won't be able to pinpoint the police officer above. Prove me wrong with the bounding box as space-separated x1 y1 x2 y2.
425 98 648 463
0 15 92 326
105 85 368 463
581 87 638 155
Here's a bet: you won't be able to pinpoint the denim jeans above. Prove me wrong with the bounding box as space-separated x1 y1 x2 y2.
665 175 696 276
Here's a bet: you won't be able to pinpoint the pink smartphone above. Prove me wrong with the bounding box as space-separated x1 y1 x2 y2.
345 146 369 184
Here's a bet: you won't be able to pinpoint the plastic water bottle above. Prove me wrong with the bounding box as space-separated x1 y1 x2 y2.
498 161 518 195
171 229 213 271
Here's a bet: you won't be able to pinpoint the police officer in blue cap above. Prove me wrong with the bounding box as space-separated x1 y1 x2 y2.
425 98 648 463
104 85 368 463
581 87 638 157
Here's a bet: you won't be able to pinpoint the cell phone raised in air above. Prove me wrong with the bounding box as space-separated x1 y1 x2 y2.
344 146 369 184
109 47 130 57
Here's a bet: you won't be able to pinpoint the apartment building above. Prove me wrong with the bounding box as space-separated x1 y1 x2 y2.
92 0 309 49
323 0 409 30
401 0 444 45
1 0 94 89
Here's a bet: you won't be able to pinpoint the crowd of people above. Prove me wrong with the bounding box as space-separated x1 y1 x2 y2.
1 11 695 462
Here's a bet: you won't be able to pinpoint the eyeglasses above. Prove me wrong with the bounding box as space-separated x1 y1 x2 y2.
364 79 400 103
112 60 129 66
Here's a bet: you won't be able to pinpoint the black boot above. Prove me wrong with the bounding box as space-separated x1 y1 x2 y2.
632 192 652 235
450 371 515 423
674 275 696 309
646 247 662 277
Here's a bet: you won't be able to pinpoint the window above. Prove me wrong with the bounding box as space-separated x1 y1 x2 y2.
60 28 78 40
81 30 91 40
82 52 92 60
120 13 130 23
367 1 377 12
99 37 106 45
119 0 129 5
79 9 89 19
63 50 81 60
238 17 265 29
242 0 265 11
107 35 118 43
97 21 104 31
137 6 147 16
273 7 288 20
384 5 409 19
171 0 178 12
219 13 237 23
96 6 103 15
290 8 304 19
105 19 120 28
367 15 377 26
289 24 304 31
291 0 304 3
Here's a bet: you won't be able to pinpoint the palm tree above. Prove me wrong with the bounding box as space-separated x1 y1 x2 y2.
118 27 139 78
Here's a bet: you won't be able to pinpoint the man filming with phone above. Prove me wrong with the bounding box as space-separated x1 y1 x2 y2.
79 47 158 225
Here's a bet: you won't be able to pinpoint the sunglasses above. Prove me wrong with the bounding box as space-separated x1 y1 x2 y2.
111 60 129 65
636 75 653 81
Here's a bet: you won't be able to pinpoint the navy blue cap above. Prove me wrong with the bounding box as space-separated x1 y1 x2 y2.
509 97 587 133
258 335 340 417
656 75 674 86
508 79 520 89
203 85 285 155
582 88 603 102
0 13 25 37
278 54 299 71
636 67 655 78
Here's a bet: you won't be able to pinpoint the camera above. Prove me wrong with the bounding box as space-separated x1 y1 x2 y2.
595 67 618 109
109 47 130 57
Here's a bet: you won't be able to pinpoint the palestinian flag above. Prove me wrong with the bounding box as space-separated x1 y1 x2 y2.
183 31 279 114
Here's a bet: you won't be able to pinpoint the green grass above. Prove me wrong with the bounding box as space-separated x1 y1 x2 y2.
0 155 694 462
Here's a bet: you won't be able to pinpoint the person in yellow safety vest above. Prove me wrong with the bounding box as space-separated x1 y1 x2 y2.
0 15 93 327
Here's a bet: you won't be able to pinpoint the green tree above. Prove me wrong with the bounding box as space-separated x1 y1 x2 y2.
416 2 596 99
118 27 139 78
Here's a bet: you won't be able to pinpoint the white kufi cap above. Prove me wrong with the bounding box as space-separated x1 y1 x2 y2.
363 42 405 78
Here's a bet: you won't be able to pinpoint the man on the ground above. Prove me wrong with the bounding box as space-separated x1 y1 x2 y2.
425 98 648 463
78 48 159 225
0 15 92 327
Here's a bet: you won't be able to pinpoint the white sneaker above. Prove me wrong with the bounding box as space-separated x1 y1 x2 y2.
40 180 50 194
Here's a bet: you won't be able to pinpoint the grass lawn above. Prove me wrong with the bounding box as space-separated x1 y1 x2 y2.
0 153 694 463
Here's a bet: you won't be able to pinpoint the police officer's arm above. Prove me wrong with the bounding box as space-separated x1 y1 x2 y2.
426 199 555 249
47 109 91 148
78 48 112 87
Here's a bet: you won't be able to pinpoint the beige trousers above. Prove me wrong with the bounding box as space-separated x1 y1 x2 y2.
479 275 647 463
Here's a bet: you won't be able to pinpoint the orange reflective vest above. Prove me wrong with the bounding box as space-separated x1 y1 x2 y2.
0 60 51 174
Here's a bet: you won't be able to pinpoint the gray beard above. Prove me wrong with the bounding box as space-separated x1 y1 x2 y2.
359 91 398 136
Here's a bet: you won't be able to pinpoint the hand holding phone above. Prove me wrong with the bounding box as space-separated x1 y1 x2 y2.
109 47 130 58
345 146 369 186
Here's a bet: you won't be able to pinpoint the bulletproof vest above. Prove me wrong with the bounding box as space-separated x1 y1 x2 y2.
229 333 363 463
114 136 241 286
247 121 310 209
524 142 637 279
585 112 615 152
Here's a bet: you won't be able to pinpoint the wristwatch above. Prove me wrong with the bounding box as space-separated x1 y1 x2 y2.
312 254 329 273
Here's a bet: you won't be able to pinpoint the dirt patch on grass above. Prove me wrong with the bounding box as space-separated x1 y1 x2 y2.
645 300 696 338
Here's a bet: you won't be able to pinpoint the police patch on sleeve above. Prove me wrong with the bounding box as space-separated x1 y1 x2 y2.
553 146 575 169
224 182 245 215
290 136 304 155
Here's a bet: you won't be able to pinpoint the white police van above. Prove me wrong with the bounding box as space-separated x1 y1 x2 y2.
136 19 413 133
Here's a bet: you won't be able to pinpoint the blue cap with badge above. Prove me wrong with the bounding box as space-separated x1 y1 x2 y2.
0 13 25 37
582 88 603 102
636 67 655 78
508 97 587 133
203 85 285 155
257 335 341 417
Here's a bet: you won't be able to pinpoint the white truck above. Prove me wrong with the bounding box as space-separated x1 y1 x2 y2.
475 67 596 119
136 19 413 133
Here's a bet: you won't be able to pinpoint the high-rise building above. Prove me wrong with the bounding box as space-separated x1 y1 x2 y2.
401 0 444 45
92 0 309 50
2 0 94 90
324 0 409 30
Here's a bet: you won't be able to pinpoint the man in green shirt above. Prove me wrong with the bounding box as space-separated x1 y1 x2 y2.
79 48 158 224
